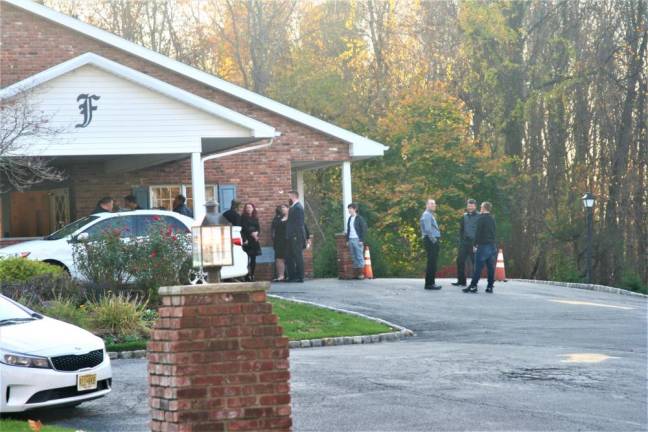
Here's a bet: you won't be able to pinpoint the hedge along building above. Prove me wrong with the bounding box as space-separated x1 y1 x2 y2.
0 0 387 278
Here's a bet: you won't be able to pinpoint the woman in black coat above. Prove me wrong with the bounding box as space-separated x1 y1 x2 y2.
271 204 289 281
241 202 262 281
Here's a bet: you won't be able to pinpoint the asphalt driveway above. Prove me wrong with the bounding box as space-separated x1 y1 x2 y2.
14 278 647 431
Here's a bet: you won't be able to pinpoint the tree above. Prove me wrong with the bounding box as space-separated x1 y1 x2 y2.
0 94 64 191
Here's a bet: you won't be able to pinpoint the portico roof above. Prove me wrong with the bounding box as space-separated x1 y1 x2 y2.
0 53 277 158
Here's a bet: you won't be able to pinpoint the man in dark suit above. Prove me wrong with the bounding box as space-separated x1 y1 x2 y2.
285 190 306 282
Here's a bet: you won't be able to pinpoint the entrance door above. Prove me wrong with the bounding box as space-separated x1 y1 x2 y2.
8 188 70 237
10 191 51 237
49 188 70 232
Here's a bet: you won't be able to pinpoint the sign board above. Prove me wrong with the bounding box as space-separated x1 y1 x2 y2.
192 225 233 268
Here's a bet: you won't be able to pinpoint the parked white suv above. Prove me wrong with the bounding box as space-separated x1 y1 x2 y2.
0 210 248 281
0 294 112 413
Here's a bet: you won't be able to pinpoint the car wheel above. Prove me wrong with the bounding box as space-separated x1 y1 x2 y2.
187 268 208 285
44 260 70 275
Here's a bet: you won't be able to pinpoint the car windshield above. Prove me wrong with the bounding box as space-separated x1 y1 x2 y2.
0 296 34 323
45 216 100 240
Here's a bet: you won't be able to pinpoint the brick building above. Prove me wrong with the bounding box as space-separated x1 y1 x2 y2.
0 0 387 279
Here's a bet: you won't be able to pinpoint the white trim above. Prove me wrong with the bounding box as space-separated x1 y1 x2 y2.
3 0 387 158
342 161 353 227
201 141 273 162
0 52 277 139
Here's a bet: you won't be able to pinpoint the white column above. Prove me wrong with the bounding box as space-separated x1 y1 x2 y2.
342 161 352 228
191 152 206 221
296 170 305 204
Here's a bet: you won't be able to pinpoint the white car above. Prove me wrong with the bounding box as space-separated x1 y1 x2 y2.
0 210 248 282
0 294 112 412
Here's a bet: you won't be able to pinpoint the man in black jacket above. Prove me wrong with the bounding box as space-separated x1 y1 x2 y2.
463 201 497 293
222 200 242 226
452 199 479 287
285 190 306 282
345 203 369 279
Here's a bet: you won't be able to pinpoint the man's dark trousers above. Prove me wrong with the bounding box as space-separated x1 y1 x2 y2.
470 244 496 287
456 241 475 285
286 237 304 281
424 237 439 287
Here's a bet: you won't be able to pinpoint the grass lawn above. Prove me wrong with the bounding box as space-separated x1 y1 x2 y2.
0 419 76 432
104 297 393 351
269 297 393 340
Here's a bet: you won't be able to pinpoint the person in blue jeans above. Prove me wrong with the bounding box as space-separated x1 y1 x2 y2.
463 201 497 293
345 203 369 279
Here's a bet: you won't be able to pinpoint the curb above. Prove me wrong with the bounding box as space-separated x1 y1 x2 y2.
269 294 415 349
514 279 647 298
108 295 416 358
108 349 146 360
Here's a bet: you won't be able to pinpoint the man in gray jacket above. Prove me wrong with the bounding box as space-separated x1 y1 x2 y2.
420 199 442 290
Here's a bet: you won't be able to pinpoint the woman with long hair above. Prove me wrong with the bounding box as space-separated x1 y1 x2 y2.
271 204 289 281
241 202 262 281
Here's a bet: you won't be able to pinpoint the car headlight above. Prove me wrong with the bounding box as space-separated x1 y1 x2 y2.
0 350 51 369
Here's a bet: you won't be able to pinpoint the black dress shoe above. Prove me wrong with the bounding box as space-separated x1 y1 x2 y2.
462 285 478 293
485 286 493 293
451 282 466 287
425 285 442 290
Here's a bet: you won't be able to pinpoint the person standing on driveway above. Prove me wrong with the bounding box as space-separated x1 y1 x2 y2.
285 190 306 283
345 203 368 280
241 202 262 282
463 201 497 294
452 199 479 287
420 199 442 290
272 204 289 282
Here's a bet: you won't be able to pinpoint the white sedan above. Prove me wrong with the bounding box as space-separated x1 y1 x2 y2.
0 210 248 282
0 294 112 413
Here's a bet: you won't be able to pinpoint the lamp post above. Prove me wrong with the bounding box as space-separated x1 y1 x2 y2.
581 192 595 284
191 201 233 284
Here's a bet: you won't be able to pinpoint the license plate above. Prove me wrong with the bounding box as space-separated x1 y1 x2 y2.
77 373 97 391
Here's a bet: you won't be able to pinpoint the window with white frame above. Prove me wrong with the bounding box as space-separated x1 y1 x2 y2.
149 185 217 211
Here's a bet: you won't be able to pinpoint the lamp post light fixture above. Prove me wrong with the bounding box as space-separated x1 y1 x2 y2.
191 201 233 284
581 192 595 284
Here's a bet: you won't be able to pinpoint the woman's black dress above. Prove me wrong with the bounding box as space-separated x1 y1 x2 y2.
272 217 288 259
241 214 262 257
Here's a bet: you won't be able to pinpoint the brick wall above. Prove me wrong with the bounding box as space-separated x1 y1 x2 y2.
0 2 352 279
148 282 291 432
336 233 356 279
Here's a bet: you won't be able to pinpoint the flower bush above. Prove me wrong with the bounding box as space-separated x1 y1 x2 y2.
72 217 190 299
129 217 191 298
72 228 134 287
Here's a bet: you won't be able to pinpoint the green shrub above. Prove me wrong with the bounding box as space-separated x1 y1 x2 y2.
40 298 89 328
0 272 80 308
621 271 647 294
0 257 63 282
86 292 150 339
313 235 338 278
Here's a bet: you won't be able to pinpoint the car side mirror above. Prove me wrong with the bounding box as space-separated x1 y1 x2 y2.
74 232 89 243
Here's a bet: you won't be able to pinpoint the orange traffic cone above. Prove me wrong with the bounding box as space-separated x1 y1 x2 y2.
495 249 507 282
363 246 374 279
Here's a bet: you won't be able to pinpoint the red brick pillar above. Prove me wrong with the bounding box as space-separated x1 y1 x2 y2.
148 282 292 432
336 233 355 279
